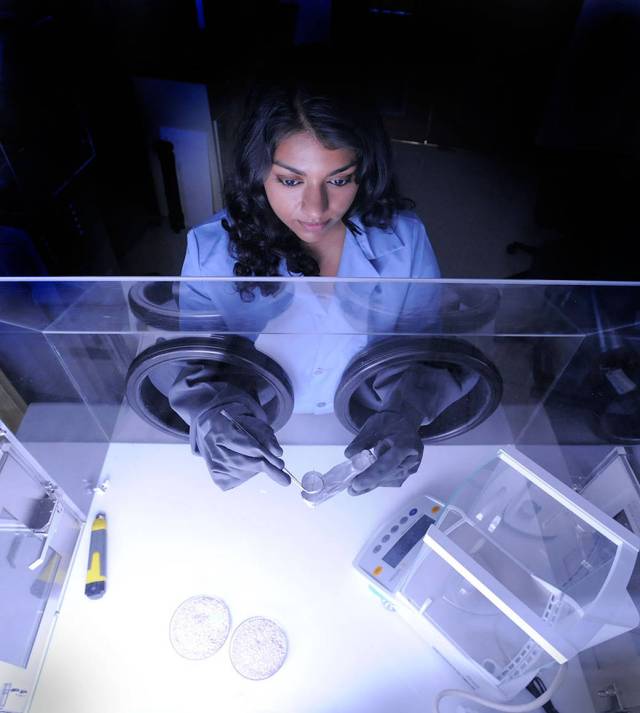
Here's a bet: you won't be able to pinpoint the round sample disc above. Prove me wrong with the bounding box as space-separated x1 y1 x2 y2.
169 595 231 660
229 617 288 680
301 471 324 494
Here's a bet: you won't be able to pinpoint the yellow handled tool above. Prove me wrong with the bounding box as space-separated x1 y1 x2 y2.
85 512 107 599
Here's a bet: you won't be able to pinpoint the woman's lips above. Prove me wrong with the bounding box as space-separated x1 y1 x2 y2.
298 219 329 233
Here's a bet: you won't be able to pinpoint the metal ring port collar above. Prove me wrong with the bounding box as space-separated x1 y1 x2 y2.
125 336 294 439
127 281 226 331
334 336 503 443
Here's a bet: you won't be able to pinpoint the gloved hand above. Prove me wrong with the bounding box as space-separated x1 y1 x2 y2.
345 411 423 495
345 363 479 495
169 363 289 491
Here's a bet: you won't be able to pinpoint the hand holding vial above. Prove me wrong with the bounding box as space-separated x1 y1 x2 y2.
300 450 377 507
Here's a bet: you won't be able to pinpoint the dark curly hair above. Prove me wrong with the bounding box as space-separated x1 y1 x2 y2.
223 77 414 300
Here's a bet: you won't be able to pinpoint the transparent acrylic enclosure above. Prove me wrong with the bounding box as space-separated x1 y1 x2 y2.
1 277 640 511
418 446 640 695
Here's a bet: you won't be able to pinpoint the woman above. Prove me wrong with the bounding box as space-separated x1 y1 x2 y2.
181 77 439 291
171 77 454 497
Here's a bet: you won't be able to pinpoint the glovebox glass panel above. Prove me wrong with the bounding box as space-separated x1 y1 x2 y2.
0 278 638 487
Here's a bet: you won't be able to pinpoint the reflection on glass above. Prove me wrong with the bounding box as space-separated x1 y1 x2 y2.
0 278 639 456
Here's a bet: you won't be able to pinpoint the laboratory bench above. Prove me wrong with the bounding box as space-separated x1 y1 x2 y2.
28 443 596 713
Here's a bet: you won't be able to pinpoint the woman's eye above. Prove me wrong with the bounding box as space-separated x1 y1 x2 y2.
278 177 302 187
329 176 353 187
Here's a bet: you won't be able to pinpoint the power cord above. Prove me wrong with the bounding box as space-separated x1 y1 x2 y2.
526 675 561 713
433 662 567 713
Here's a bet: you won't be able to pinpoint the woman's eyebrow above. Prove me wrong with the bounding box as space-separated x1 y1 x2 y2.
273 160 357 176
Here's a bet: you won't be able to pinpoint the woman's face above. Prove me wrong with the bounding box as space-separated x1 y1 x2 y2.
263 131 359 247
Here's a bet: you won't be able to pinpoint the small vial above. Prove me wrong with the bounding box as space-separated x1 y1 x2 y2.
319 449 376 488
350 450 376 473
301 449 376 505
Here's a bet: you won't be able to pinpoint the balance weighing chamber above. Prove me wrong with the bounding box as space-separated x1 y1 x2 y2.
355 446 640 704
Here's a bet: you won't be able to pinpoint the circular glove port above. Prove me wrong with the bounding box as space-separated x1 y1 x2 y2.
125 336 294 438
440 285 501 332
334 336 503 443
127 281 225 331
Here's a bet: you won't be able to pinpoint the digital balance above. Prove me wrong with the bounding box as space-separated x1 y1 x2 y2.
354 446 640 703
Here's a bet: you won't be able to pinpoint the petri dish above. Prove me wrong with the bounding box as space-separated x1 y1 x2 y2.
169 595 231 660
229 616 288 680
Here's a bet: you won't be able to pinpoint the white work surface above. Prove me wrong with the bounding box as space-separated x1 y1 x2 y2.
30 444 595 713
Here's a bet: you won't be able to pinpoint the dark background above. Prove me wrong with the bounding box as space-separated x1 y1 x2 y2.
1 0 638 278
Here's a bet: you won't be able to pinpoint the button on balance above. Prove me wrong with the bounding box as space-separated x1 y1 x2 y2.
316 402 327 408
400 516 408 524
373 545 381 553
409 508 418 516
381 534 390 543
390 525 399 533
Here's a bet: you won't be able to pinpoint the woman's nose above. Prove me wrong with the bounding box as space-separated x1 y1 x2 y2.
301 184 329 217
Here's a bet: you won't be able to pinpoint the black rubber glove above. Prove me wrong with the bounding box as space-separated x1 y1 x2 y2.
345 363 479 495
345 410 423 495
169 363 289 491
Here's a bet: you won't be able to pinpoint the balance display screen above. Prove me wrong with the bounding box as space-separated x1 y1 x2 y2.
382 515 434 568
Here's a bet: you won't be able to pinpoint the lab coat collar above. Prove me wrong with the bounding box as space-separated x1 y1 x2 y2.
338 215 404 278
281 215 404 278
